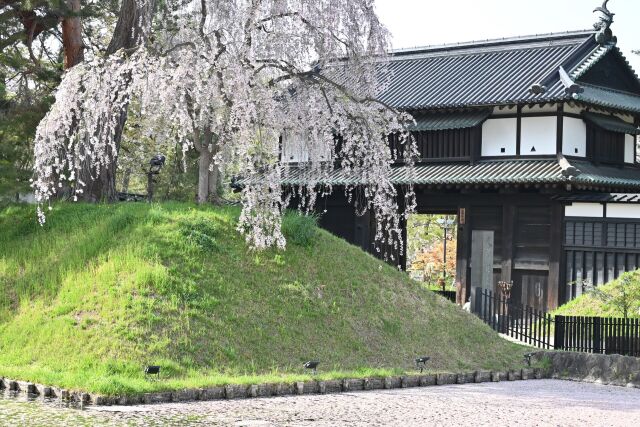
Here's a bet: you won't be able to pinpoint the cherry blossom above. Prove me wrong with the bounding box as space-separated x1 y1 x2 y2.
33 0 416 257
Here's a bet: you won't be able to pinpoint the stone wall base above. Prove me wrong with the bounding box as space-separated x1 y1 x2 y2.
533 351 640 388
0 368 546 407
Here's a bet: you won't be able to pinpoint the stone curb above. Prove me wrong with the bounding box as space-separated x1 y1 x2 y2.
0 369 548 407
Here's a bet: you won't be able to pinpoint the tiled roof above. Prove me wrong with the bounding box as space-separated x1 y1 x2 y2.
388 160 564 186
253 159 565 187
239 159 640 190
552 193 640 204
582 112 640 135
375 32 593 110
570 161 640 189
324 31 640 114
570 43 615 81
409 109 491 131
574 84 640 114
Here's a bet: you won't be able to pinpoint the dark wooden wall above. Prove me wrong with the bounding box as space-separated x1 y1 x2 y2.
413 128 477 161
586 123 625 165
390 127 480 163
578 52 640 94
413 191 562 311
310 188 567 311
314 190 372 252
564 217 640 302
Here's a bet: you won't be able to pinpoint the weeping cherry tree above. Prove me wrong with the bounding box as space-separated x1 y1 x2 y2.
32 0 416 256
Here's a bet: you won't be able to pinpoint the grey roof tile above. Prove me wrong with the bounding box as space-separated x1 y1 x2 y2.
574 84 640 114
325 31 640 114
582 112 640 134
409 109 491 131
375 31 595 110
552 193 640 203
239 158 640 190
570 161 640 189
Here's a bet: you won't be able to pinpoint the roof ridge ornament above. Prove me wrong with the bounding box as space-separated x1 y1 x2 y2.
558 66 584 95
530 83 547 95
593 0 617 45
558 154 580 178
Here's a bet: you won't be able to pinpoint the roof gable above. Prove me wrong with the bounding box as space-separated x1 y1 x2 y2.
576 49 640 95
323 31 640 115
376 32 594 110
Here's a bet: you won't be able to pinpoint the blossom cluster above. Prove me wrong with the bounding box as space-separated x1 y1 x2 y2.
33 0 417 256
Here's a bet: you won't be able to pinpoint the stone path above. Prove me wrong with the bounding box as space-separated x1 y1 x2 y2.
2 380 639 426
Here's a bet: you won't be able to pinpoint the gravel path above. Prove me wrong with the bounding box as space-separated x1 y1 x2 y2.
2 380 639 426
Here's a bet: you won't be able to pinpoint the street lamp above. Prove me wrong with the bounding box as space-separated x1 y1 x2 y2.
146 154 166 203
435 216 456 291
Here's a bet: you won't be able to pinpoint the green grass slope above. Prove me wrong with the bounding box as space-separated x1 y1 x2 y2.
0 203 525 395
552 271 640 319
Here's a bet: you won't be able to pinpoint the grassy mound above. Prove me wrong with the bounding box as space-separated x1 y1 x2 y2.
0 203 525 395
552 271 640 319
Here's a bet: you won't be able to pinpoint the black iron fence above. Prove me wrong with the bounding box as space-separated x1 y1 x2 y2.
555 315 640 357
475 288 553 349
474 287 640 357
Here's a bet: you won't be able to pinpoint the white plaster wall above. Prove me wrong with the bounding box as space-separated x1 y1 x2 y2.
522 104 558 114
565 203 604 218
624 134 636 164
481 118 517 156
281 131 309 163
615 114 635 124
564 104 584 115
491 106 517 116
563 117 587 157
521 116 557 155
607 204 640 219
307 132 332 162
282 131 332 163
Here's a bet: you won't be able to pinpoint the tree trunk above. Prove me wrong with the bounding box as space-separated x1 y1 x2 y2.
61 0 83 69
196 126 222 204
208 166 221 202
106 0 155 55
120 167 132 193
77 0 155 202
197 148 211 204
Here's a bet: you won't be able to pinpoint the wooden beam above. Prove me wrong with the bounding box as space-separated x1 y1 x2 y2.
547 202 564 311
501 203 516 284
557 103 564 154
635 117 640 166
456 203 472 303
516 105 523 156
398 187 408 270
470 125 481 166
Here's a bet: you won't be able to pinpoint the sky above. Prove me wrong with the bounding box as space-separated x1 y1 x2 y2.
375 0 640 72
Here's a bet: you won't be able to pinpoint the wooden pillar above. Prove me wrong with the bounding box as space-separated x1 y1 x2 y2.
398 187 408 270
501 203 516 285
556 103 564 154
516 105 523 156
456 204 471 304
471 126 481 166
547 202 564 311
635 117 639 166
